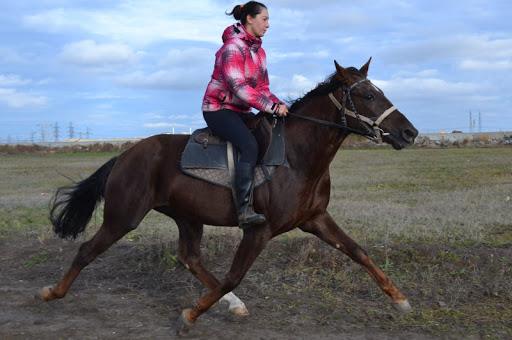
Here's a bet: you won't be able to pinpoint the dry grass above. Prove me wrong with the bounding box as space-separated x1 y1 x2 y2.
329 147 512 245
1 147 511 244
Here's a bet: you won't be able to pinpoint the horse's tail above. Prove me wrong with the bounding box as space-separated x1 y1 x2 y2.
50 157 118 239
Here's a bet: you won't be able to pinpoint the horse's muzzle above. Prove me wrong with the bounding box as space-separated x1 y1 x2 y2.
383 125 418 150
401 127 418 144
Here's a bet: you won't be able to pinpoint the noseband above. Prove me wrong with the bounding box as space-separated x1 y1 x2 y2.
328 78 397 143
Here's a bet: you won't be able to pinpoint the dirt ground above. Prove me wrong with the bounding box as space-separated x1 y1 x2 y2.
1 231 510 339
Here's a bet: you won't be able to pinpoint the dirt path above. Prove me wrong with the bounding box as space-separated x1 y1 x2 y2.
0 235 444 339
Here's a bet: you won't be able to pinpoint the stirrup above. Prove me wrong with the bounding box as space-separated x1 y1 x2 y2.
238 209 266 229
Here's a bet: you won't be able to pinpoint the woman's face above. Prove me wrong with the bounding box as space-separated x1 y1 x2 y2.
246 8 269 38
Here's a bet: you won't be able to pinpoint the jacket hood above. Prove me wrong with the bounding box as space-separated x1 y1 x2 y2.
221 23 261 50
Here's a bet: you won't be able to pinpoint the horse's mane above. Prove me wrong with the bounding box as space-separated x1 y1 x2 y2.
289 67 359 112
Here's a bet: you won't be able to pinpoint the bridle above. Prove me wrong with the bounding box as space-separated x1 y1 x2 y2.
287 77 398 143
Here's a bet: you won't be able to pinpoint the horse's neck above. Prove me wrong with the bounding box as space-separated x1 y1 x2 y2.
285 96 348 177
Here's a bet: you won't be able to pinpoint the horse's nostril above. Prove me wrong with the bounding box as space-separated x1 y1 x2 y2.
402 128 417 143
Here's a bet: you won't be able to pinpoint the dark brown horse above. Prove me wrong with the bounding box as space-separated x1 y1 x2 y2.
41 59 418 334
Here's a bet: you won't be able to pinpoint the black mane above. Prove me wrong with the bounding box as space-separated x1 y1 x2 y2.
289 67 359 112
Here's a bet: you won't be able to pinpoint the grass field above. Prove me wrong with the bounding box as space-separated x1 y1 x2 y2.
0 147 511 338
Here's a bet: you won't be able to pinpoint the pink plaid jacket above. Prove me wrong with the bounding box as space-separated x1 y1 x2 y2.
202 23 281 114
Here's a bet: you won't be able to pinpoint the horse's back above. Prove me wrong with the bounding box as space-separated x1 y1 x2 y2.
104 134 189 206
106 133 237 225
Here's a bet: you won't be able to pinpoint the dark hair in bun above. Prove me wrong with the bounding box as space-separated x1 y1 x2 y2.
227 2 267 25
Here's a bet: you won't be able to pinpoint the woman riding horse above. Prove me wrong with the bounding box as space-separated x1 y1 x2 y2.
202 1 288 229
42 3 419 335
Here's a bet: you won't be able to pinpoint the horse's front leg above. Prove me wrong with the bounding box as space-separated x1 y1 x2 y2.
176 225 272 335
175 218 249 317
300 212 411 312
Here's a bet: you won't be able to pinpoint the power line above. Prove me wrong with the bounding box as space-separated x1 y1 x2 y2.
53 122 60 142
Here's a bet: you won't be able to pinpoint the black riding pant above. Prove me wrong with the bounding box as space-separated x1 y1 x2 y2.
203 109 258 166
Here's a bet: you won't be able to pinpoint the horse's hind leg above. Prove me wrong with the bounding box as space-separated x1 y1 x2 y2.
175 218 248 316
40 186 150 302
300 212 411 313
40 220 135 301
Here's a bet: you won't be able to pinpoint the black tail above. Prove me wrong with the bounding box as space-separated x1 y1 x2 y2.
50 157 118 239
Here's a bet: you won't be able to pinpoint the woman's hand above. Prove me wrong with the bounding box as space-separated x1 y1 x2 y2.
275 104 288 117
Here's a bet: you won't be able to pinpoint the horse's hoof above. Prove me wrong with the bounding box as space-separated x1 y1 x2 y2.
393 299 412 313
175 308 194 336
38 286 54 301
229 305 249 317
220 292 249 317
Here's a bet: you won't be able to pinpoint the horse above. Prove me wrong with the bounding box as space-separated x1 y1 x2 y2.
41 58 418 335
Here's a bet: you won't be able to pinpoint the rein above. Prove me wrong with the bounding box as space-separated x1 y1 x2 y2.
287 78 398 143
287 111 375 137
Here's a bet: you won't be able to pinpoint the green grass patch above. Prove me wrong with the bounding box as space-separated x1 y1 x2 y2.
0 207 50 238
483 224 512 247
23 251 50 268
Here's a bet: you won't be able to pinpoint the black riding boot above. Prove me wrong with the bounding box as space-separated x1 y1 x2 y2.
236 162 266 229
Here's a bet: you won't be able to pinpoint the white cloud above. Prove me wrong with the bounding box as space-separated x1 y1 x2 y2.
117 69 208 90
459 59 512 71
77 92 123 100
144 122 187 128
23 1 231 46
391 69 441 79
36 78 53 85
0 74 32 86
23 8 73 33
267 49 330 63
0 88 47 108
96 103 113 110
374 76 481 101
272 73 319 100
112 47 215 90
143 112 165 119
60 40 138 67
0 47 26 64
160 47 214 66
382 35 512 65
164 114 189 120
291 74 316 90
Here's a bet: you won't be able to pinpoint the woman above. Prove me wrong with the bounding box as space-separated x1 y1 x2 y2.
202 1 288 229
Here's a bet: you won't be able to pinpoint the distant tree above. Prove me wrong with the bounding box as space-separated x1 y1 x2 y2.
30 131 36 144
85 127 91 139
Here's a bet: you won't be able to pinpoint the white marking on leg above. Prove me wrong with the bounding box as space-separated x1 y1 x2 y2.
393 299 412 313
336 243 341 249
220 292 249 316
185 264 190 270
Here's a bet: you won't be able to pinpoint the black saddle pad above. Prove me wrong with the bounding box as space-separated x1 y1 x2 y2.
181 116 286 169
180 116 287 188
181 129 228 170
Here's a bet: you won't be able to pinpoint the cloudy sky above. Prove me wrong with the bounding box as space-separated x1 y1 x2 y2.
1 0 511 142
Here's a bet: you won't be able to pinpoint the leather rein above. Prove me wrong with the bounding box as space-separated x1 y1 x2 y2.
287 78 397 143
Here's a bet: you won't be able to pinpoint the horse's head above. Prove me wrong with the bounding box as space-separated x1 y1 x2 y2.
333 58 418 149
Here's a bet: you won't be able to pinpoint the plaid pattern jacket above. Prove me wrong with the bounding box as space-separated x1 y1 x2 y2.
202 23 281 114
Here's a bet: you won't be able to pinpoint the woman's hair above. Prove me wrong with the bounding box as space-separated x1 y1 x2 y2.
226 2 267 25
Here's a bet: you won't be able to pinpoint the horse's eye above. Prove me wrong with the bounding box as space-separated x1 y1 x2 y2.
366 94 375 101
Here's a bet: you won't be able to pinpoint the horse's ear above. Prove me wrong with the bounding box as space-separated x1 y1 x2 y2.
334 60 348 80
359 57 372 77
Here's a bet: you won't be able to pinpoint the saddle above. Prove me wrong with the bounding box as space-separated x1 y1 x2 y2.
180 112 287 189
